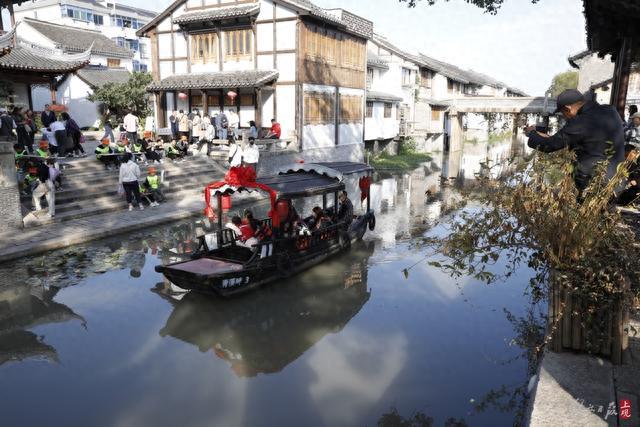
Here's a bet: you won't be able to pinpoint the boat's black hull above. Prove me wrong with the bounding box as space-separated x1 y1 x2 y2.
155 212 374 297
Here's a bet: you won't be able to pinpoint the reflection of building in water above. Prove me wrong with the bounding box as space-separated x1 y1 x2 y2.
153 242 375 377
0 285 85 365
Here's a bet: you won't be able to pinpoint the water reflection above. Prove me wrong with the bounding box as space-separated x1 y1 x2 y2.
0 284 84 365
154 241 375 377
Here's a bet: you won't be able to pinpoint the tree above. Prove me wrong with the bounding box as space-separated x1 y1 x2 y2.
87 71 153 121
399 0 540 14
548 70 579 98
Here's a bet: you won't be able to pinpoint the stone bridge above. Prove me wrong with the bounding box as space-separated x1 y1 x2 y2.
444 96 556 151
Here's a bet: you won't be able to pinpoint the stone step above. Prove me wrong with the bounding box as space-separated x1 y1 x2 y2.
34 189 205 225
59 166 219 189
53 177 210 205
62 160 221 179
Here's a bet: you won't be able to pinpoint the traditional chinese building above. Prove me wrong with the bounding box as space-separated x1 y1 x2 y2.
137 0 372 159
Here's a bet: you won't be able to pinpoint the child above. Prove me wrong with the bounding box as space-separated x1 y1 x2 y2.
176 135 189 157
142 135 161 164
131 138 145 164
14 143 28 171
46 158 62 190
23 165 39 196
36 139 50 159
166 139 183 161
95 138 117 170
154 138 165 159
142 166 165 206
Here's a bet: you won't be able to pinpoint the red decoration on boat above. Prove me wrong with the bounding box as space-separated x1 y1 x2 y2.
359 176 371 202
203 166 280 226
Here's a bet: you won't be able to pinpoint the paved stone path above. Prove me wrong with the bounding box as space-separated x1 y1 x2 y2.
0 195 203 264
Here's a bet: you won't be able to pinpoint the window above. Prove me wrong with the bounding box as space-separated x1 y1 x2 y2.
139 63 148 72
240 94 255 106
93 14 103 25
125 39 139 52
112 37 125 48
191 33 218 64
340 95 363 124
191 94 203 108
112 15 140 29
420 69 433 88
107 58 121 68
402 68 413 86
225 29 252 60
384 103 392 118
366 101 373 118
62 5 97 23
304 93 335 125
139 43 148 59
447 79 460 94
366 67 374 88
431 109 441 121
133 60 141 72
305 25 361 68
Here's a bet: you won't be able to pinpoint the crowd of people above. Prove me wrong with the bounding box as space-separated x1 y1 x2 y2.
223 191 355 251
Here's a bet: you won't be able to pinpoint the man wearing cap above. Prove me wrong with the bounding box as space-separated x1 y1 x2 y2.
526 89 625 192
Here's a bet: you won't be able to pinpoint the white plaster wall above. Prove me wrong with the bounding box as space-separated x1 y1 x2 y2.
158 33 173 59
191 62 219 73
365 102 400 141
257 23 273 52
303 124 334 149
159 61 173 79
239 105 255 128
275 20 296 51
15 5 61 23
174 33 188 57
56 75 100 128
276 85 295 138
261 89 275 128
277 53 296 81
174 60 188 74
339 123 363 145
157 15 172 32
258 0 274 20
431 73 449 100
187 0 202 8
275 3 296 18
576 53 615 93
257 54 274 70
223 58 254 71
204 0 218 5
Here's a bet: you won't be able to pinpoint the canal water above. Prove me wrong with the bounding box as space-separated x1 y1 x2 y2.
0 139 544 427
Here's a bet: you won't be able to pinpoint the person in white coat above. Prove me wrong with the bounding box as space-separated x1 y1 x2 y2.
243 139 260 173
119 153 144 211
228 136 243 168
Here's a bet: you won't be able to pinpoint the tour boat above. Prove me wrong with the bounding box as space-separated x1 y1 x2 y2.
155 162 375 296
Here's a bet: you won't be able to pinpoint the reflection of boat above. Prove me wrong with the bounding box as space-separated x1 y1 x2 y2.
155 163 375 296
154 241 375 377
0 285 85 365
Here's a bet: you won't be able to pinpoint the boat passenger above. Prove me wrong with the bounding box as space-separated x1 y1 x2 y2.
337 191 354 227
309 206 331 230
225 215 243 240
243 210 272 242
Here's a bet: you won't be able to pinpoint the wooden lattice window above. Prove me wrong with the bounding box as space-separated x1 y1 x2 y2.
340 95 363 124
384 103 392 118
191 33 218 64
240 94 255 106
225 29 252 60
107 58 120 68
420 69 433 88
431 109 441 121
191 94 203 108
366 101 373 118
304 92 335 125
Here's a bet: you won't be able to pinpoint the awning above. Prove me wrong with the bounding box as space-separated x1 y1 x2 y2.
367 52 389 70
173 4 260 25
0 43 91 73
147 70 279 92
277 162 374 182
366 91 403 103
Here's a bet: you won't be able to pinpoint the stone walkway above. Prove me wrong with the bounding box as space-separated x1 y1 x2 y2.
528 314 640 427
0 195 204 264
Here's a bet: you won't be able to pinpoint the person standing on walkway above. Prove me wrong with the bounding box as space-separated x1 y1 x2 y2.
13 107 32 153
169 111 178 139
526 89 625 192
243 139 259 174
228 109 239 137
41 104 56 129
192 110 202 144
0 107 16 141
124 110 140 146
625 112 640 148
61 112 86 157
31 160 55 218
178 110 189 140
228 136 243 168
102 111 115 144
217 110 228 141
119 152 144 211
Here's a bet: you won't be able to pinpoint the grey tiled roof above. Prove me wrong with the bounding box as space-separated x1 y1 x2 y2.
76 66 131 88
0 42 91 72
173 4 260 25
147 70 279 91
23 18 134 59
335 9 373 39
366 91 403 103
0 25 16 55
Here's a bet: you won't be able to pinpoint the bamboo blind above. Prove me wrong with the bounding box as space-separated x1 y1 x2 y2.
191 33 219 64
340 95 363 124
303 92 335 125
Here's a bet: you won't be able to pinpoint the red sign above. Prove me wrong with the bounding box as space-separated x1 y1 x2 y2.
620 399 632 420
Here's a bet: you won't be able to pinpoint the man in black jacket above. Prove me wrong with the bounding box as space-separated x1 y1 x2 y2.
526 89 625 192
40 104 57 128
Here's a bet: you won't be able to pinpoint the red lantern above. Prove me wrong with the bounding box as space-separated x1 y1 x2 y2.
178 92 188 100
275 199 290 221
221 194 232 210
227 90 237 102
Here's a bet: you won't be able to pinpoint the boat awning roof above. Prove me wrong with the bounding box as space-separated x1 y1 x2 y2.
147 70 279 92
213 172 344 199
277 162 374 181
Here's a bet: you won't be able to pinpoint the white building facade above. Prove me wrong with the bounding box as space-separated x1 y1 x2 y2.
138 0 372 159
13 0 155 72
